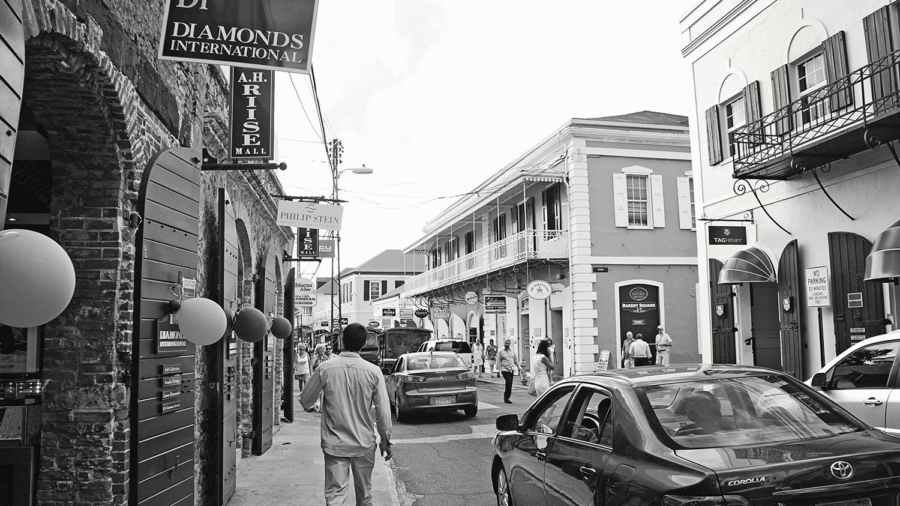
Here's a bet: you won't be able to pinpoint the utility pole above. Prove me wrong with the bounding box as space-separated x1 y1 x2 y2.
329 139 343 339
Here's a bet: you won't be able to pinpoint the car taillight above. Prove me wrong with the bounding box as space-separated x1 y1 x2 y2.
662 496 751 506
457 372 475 380
401 375 426 383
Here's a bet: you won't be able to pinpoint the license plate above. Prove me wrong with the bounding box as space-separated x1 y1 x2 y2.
816 499 871 506
432 396 454 405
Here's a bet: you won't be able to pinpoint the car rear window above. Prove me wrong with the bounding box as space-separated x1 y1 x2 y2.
406 354 467 370
434 342 472 353
638 375 862 449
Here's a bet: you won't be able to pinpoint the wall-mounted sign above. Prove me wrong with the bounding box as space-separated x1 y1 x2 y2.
805 266 831 308
320 321 329 327
293 277 316 307
847 292 863 309
527 280 552 300
229 68 274 159
294 292 316 307
157 321 188 354
414 309 429 318
400 308 414 319
158 0 320 74
592 266 609 273
181 278 196 299
464 292 479 305
708 226 748 245
318 239 335 258
381 308 397 317
485 296 507 314
276 201 343 231
432 307 450 319
368 321 380 328
297 228 319 257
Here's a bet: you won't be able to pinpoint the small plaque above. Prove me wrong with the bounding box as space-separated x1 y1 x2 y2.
160 375 181 388
160 401 180 415
161 364 181 375
160 389 181 401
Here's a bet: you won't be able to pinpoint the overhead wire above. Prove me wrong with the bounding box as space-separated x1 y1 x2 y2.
288 73 323 142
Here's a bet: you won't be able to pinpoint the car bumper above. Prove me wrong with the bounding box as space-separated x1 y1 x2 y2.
400 387 478 410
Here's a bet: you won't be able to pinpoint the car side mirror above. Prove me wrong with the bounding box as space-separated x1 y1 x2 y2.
811 372 829 389
496 414 519 431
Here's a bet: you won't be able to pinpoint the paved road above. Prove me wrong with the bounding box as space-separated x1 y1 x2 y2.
389 378 531 506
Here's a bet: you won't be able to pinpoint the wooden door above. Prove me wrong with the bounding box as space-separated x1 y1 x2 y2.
252 249 277 455
829 232 886 354
283 268 295 422
215 189 238 504
132 148 201 506
709 259 737 364
750 283 782 371
777 240 804 379
0 0 25 228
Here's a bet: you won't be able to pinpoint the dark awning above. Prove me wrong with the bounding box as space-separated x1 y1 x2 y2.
865 219 900 282
718 243 777 284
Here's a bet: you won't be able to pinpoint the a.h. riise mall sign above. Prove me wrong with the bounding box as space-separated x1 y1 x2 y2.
158 0 320 74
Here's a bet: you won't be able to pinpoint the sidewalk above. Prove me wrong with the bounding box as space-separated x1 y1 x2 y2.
227 407 400 506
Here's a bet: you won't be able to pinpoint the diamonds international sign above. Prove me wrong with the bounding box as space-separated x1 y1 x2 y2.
158 0 320 74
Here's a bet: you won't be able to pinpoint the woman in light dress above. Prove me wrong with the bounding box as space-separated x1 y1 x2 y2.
531 340 554 396
473 338 485 377
294 343 311 394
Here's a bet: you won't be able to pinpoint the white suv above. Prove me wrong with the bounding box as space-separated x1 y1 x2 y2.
417 339 474 369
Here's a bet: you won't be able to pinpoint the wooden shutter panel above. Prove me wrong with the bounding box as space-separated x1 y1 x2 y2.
824 31 852 111
364 280 370 301
771 65 792 135
743 81 762 122
864 7 898 111
705 105 723 165
381 280 387 295
650 174 665 228
677 177 693 230
0 0 25 229
612 173 628 227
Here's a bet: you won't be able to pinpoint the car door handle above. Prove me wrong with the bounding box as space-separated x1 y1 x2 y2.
864 397 883 407
579 465 596 479
535 451 546 462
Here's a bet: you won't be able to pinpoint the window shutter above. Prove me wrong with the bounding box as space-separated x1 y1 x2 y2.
824 31 852 110
612 173 628 227
650 174 665 228
743 81 761 123
705 105 723 165
364 280 370 301
771 65 792 135
864 7 898 110
381 280 387 294
677 177 693 230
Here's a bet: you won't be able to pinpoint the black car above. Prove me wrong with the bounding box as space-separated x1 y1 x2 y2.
492 364 900 506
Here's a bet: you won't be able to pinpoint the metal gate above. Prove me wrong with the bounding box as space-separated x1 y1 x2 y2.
828 232 886 354
777 240 804 379
252 249 277 455
132 148 201 506
709 259 737 364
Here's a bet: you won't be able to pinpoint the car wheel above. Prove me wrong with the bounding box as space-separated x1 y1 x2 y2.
464 405 478 417
394 395 408 424
495 466 512 506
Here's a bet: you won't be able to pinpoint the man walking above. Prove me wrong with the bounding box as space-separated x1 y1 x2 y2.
300 323 392 506
621 331 635 369
655 326 673 366
498 339 519 403
630 333 652 367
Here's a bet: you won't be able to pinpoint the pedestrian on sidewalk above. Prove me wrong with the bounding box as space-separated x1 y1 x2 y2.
485 339 498 377
498 339 519 403
655 326 673 366
473 338 485 377
300 323 393 506
294 343 311 393
622 332 635 369
531 340 554 396
630 333 652 367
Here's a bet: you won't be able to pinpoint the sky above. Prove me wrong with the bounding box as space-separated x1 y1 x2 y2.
272 0 695 279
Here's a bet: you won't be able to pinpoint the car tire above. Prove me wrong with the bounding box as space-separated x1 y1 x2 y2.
394 395 409 424
464 405 477 417
495 465 512 506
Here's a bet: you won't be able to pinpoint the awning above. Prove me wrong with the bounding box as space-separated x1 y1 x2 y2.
865 218 900 282
718 242 777 284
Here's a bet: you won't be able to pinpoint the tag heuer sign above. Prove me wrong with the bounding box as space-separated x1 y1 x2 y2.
414 308 429 318
708 226 748 245
527 280 552 300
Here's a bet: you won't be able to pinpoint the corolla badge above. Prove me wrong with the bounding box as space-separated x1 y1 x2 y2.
725 477 765 487
830 461 853 480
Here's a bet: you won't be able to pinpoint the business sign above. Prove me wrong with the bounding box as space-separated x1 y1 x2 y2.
847 292 863 309
805 266 831 308
399 308 414 319
708 226 748 245
229 68 274 159
381 308 397 317
414 308 429 318
526 280 552 300
432 307 450 319
464 291 479 305
276 201 343 231
158 0 320 74
294 292 316 307
156 321 187 354
484 296 507 314
296 228 319 257
318 239 335 258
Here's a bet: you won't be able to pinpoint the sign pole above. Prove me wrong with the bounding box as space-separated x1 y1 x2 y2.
818 308 825 368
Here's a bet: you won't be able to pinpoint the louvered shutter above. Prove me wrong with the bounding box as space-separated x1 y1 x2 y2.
824 31 852 111
677 177 693 230
649 175 665 228
771 65 792 135
612 173 628 227
742 81 763 148
705 105 723 165
864 7 898 112
0 0 25 229
381 280 387 295
364 280 370 301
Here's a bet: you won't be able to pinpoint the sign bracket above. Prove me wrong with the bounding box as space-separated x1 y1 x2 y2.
201 149 287 171
270 194 346 204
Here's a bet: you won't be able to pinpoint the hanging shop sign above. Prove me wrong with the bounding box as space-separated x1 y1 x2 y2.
156 320 188 354
708 226 748 245
464 292 479 305
399 308 414 319
527 280 552 300
432 307 450 319
318 239 335 258
414 309 429 318
158 0 320 74
805 266 831 308
229 68 274 159
297 228 319 257
276 201 343 230
381 308 397 317
485 296 507 314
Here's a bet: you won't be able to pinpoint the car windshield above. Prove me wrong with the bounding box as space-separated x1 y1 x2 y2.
405 354 467 371
434 342 472 353
638 375 862 449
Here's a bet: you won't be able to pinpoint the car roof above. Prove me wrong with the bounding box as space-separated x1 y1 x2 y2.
402 351 460 359
568 364 789 388
812 329 900 379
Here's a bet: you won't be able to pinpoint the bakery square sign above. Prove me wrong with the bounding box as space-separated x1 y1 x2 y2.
158 0 320 73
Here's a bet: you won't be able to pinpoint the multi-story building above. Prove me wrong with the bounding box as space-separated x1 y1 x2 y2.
402 112 700 378
681 0 900 379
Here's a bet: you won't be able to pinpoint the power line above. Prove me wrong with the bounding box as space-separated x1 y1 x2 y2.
288 73 323 142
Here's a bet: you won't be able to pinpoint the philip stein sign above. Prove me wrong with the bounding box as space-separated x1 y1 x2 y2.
276 201 343 231
158 0 320 74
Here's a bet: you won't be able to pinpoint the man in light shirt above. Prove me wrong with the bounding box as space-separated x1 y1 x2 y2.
655 326 673 366
301 323 392 506
629 333 652 367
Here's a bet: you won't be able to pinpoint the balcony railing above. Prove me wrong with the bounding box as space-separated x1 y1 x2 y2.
404 229 568 296
731 49 900 180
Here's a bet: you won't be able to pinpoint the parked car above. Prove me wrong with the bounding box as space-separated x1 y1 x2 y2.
806 329 900 434
492 364 900 506
417 339 474 369
379 327 433 374
385 351 477 423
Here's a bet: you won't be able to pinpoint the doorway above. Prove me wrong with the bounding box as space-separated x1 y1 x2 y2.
750 282 781 370
549 309 563 377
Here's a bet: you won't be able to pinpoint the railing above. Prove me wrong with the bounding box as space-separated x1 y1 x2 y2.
731 49 900 176
404 229 568 295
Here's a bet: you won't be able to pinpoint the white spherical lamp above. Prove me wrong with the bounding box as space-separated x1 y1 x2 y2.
173 297 227 346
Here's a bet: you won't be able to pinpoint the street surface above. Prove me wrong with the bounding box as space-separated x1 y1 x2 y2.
389 378 528 506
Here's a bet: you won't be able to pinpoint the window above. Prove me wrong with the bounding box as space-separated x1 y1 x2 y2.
542 184 562 233
626 175 649 227
369 281 381 300
705 81 761 165
394 280 404 289
430 246 442 269
723 95 745 157
689 177 695 229
492 213 507 242
614 168 665 229
525 387 576 436
797 52 827 126
447 237 459 262
828 341 900 389
560 389 613 446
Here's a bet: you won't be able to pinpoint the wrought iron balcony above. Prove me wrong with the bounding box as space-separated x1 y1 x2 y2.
403 229 569 296
731 49 900 180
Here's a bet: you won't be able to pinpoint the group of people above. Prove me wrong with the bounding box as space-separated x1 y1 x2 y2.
293 341 336 411
471 338 499 378
621 326 673 368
